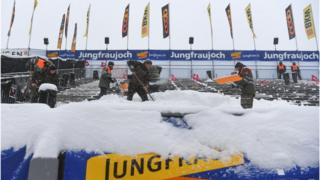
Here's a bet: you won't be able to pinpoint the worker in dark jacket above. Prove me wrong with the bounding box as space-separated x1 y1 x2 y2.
30 60 47 103
127 60 151 101
291 62 301 83
38 65 59 108
98 61 115 98
277 61 286 79
234 62 256 109
148 63 162 93
43 65 59 86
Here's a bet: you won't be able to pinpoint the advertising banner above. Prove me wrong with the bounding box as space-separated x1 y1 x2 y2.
46 50 319 62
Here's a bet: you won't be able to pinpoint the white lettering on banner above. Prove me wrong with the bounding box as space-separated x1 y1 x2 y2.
1 49 28 56
170 51 225 60
79 51 133 60
263 52 319 61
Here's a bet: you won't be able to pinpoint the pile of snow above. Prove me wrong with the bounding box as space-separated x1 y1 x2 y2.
1 90 318 170
38 83 58 92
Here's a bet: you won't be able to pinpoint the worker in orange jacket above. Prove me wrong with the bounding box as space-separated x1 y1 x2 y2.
291 62 301 83
277 61 286 79
98 61 115 98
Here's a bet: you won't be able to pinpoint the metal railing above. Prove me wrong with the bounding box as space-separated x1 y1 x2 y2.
86 64 318 80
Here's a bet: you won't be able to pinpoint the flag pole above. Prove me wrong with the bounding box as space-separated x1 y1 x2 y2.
6 36 10 49
148 3 150 55
253 34 258 79
65 37 68 50
314 32 319 51
28 8 36 56
208 3 215 78
168 3 172 78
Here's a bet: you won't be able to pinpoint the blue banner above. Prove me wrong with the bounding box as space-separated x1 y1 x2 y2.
1 148 319 180
47 50 320 62
1 147 32 180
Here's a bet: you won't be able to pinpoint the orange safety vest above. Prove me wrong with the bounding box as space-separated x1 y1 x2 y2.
36 59 46 69
278 64 285 71
104 66 112 74
291 64 299 71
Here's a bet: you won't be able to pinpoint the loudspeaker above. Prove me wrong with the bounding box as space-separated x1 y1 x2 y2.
44 38 49 45
273 37 279 45
105 37 109 44
189 37 194 44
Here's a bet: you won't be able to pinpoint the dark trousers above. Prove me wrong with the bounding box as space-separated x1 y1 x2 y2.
292 73 298 83
127 82 148 101
98 87 107 98
241 94 254 109
278 73 284 79
149 85 160 93
39 90 57 108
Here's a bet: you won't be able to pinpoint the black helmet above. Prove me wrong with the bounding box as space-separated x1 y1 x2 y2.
143 60 152 65
108 61 114 66
292 62 296 65
49 65 57 70
235 62 244 69
279 61 283 64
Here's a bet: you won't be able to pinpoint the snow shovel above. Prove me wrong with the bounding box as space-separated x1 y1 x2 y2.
132 72 155 101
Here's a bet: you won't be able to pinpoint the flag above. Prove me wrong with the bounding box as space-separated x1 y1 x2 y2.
303 4 316 40
141 3 150 38
7 0 16 36
71 23 77 53
84 4 91 37
207 3 213 38
65 5 70 38
29 0 39 35
207 3 212 23
162 4 170 38
122 4 130 37
225 4 233 38
57 14 66 49
33 0 39 9
245 4 256 38
285 5 296 40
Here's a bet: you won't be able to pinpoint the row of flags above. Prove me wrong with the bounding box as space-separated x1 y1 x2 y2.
5 1 318 50
57 4 78 52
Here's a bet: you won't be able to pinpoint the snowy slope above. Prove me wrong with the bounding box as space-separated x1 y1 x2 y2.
1 90 319 170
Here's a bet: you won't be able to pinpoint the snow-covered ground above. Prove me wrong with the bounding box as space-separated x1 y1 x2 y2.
1 90 319 170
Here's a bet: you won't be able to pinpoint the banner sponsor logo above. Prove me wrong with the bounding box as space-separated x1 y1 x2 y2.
285 5 296 39
162 4 170 38
303 4 315 40
86 153 244 180
231 52 241 59
47 52 59 58
136 51 148 59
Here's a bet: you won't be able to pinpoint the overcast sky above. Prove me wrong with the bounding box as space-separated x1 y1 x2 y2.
1 0 319 51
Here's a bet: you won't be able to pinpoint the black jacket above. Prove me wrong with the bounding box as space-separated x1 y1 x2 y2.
44 72 59 86
127 61 150 85
235 66 255 96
